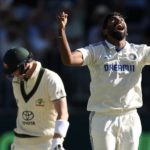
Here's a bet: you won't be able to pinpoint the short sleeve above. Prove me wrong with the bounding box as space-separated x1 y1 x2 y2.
77 45 94 66
47 72 66 101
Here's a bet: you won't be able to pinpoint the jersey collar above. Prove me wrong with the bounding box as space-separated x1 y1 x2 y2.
104 40 130 52
30 61 42 80
104 40 115 50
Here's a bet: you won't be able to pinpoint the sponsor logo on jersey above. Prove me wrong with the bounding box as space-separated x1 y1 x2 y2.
35 98 45 106
104 64 135 72
22 111 35 125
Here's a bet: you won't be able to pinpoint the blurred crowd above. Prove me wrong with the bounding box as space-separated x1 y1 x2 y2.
0 0 150 115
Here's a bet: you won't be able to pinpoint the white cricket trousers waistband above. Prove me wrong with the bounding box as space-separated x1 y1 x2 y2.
94 108 137 116
11 136 53 150
89 109 142 150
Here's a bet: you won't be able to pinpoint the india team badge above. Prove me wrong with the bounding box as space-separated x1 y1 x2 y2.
129 53 137 60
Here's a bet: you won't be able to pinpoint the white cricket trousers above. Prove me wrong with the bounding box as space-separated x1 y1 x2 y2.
89 109 142 150
11 136 52 150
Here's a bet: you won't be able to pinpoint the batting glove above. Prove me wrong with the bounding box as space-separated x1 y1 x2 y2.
51 138 65 150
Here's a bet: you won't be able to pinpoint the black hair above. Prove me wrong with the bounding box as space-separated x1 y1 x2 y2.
101 12 125 39
102 12 124 30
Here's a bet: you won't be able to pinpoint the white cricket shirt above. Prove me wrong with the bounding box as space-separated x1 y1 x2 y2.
12 61 66 137
77 40 150 113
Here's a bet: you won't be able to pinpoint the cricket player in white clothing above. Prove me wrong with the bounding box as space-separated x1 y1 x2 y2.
3 47 69 150
57 11 150 150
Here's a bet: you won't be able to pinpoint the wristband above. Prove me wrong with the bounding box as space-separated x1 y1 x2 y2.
55 119 69 137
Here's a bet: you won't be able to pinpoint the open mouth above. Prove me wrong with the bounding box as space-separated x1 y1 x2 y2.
115 24 125 32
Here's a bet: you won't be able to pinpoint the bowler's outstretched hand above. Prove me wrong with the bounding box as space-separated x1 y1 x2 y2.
57 11 68 29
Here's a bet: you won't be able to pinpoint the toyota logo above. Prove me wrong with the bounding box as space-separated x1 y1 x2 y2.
22 111 34 121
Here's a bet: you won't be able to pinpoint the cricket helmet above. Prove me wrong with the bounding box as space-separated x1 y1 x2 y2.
3 47 32 74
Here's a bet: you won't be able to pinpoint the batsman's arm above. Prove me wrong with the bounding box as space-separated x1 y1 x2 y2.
51 97 69 150
57 11 83 66
53 97 69 138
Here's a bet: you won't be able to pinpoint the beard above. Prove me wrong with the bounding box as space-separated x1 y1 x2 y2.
110 30 127 40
